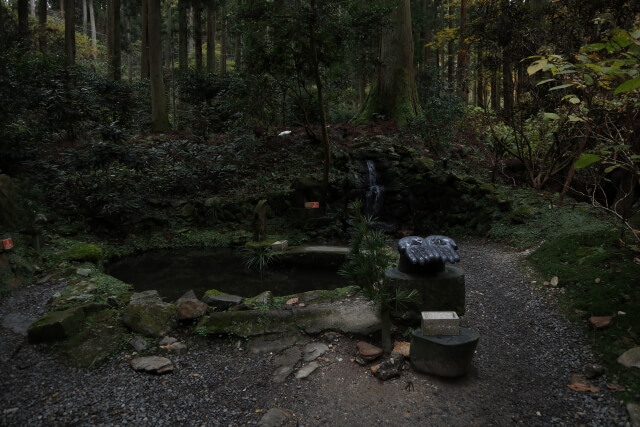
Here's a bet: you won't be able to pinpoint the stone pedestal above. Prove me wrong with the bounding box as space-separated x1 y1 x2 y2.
410 328 479 377
385 266 465 316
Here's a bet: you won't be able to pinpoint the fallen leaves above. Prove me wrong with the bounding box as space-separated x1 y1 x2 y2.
568 373 600 393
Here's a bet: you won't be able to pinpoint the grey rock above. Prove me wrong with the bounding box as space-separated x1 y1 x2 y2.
247 334 299 355
130 356 174 374
159 336 177 346
248 291 274 307
627 402 640 427
303 342 329 362
130 336 149 352
617 347 640 369
272 365 295 384
258 407 292 426
122 300 178 338
296 361 319 379
202 293 244 310
76 268 91 277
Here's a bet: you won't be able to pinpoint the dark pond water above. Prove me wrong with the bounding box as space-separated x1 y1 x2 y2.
106 248 346 302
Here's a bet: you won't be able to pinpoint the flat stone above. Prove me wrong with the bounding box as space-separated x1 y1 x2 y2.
357 341 383 362
272 365 295 383
303 342 329 362
617 347 640 369
275 346 302 367
202 293 243 310
247 334 299 355
589 316 614 329
159 336 178 346
296 361 319 379
130 356 174 374
258 407 292 427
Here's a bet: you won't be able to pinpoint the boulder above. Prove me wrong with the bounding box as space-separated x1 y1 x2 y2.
130 336 149 352
176 290 209 320
122 294 178 338
27 306 86 343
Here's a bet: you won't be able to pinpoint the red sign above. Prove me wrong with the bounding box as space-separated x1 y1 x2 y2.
1 238 13 251
304 202 320 209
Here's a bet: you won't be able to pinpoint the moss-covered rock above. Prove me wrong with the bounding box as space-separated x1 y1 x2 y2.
65 244 104 263
27 306 86 343
510 205 535 224
122 298 178 337
54 309 127 368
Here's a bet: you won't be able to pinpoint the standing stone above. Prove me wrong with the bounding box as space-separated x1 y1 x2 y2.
252 199 268 241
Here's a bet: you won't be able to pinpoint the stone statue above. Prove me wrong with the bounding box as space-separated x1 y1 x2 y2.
397 235 460 274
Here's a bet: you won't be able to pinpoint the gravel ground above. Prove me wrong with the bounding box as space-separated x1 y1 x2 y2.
0 239 632 426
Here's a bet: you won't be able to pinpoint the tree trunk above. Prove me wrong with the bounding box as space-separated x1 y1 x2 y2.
141 0 150 78
490 70 499 110
178 0 188 73
475 46 485 108
447 2 454 87
64 0 75 66
309 0 330 201
353 0 420 126
165 0 172 71
502 52 513 120
456 0 469 103
206 2 216 73
30 0 36 15
38 0 47 52
18 0 29 40
148 0 171 131
194 0 203 71
89 0 97 59
220 3 226 74
82 0 87 35
107 0 121 80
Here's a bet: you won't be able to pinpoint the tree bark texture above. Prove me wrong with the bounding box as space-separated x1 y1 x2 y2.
194 0 203 70
38 0 47 51
353 0 419 126
141 0 150 78
89 0 97 59
165 1 172 71
107 0 122 80
457 0 469 103
64 0 75 66
148 0 171 131
178 0 188 73
220 3 226 74
19 0 29 40
206 2 216 73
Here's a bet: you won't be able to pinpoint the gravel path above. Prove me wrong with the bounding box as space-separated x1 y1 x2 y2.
0 239 632 426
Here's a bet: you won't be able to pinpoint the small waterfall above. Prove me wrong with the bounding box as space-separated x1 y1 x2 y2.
363 160 384 218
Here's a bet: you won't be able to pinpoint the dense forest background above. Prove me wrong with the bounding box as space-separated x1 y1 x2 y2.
0 0 639 401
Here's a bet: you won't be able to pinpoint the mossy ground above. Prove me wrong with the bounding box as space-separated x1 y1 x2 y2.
488 187 640 401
